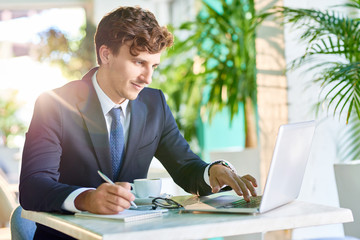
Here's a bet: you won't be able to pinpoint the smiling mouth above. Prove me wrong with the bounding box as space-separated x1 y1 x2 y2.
132 82 144 91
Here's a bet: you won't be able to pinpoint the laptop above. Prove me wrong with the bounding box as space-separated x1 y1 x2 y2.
177 120 316 214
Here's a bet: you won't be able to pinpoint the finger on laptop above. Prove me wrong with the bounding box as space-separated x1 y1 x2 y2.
242 174 258 188
240 175 257 197
224 173 257 202
230 176 252 201
239 174 258 197
217 171 245 197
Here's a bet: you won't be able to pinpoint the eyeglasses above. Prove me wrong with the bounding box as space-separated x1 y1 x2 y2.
151 197 183 210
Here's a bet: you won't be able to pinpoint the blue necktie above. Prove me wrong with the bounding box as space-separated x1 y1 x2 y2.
109 107 125 179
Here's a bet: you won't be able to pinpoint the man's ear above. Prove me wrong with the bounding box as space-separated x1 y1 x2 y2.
99 45 111 64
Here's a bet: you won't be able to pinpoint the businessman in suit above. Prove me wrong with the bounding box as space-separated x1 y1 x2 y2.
20 6 257 239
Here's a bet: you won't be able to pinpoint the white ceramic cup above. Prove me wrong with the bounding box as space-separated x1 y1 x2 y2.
132 178 162 198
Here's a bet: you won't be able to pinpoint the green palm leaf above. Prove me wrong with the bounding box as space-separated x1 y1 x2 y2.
277 1 360 161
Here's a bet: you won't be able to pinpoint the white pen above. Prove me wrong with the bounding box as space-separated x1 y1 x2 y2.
97 170 137 208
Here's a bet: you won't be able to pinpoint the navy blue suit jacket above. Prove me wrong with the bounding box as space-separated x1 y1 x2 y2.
19 67 211 213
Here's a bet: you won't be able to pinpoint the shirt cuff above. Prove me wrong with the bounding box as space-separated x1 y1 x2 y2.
203 159 237 187
204 164 211 186
61 187 95 213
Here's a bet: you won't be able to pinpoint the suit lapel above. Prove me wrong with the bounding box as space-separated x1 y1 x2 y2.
117 98 147 180
77 68 113 179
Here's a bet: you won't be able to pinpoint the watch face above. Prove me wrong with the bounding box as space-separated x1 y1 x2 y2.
220 161 229 167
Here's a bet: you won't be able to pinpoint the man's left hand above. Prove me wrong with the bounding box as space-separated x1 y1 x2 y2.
209 164 258 202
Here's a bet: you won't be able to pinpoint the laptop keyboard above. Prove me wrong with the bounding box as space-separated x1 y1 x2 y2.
220 196 262 209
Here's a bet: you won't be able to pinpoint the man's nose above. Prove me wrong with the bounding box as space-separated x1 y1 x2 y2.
140 67 153 85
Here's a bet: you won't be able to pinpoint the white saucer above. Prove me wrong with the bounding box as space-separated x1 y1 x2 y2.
134 197 154 205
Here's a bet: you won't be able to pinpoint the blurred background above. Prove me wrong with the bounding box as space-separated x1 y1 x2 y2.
0 0 359 239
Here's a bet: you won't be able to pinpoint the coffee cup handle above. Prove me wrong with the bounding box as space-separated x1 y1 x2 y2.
130 183 137 197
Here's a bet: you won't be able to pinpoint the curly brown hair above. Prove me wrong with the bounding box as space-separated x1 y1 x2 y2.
94 6 174 64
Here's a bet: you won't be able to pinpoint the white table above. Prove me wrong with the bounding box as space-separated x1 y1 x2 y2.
22 200 353 240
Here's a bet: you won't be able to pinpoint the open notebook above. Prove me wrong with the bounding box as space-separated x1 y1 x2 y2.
178 120 316 214
75 208 167 222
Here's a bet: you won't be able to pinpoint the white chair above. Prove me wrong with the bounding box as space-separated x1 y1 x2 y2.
0 172 17 228
0 171 17 240
0 170 36 240
334 161 360 239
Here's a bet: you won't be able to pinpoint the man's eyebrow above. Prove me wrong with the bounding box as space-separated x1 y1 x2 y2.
133 56 146 62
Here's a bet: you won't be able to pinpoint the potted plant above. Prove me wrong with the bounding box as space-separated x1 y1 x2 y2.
152 0 271 151
0 90 26 148
276 0 360 237
0 90 26 183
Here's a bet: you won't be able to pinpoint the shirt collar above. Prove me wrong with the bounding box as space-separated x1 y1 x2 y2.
92 71 129 116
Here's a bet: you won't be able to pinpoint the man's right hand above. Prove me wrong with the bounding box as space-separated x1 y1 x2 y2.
74 182 135 214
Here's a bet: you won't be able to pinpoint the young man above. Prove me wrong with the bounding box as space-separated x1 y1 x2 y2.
20 6 257 239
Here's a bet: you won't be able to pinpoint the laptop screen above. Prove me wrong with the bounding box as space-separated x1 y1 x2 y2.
259 120 316 213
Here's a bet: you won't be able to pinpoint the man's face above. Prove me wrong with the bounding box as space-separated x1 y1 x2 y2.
97 43 161 104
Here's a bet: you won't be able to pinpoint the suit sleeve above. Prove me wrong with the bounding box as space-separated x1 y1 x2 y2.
154 90 212 196
19 91 79 212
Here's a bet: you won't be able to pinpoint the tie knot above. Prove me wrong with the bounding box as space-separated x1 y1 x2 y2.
109 107 121 119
